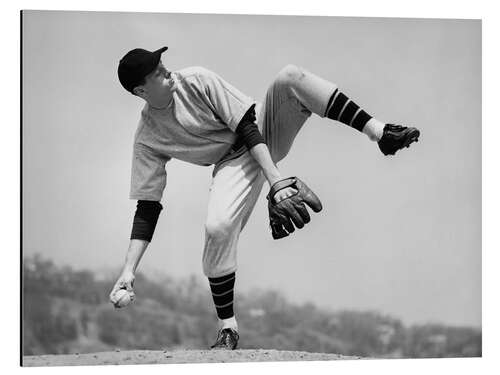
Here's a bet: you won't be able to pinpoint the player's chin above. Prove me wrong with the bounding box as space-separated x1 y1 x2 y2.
160 84 171 94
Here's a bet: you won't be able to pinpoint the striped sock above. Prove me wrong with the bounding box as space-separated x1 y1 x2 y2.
325 89 384 140
208 272 236 320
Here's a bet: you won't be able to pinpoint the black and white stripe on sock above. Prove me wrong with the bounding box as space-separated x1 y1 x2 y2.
325 89 373 132
208 272 235 320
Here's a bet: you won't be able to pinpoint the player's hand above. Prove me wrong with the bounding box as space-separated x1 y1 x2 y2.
109 271 136 305
273 186 298 204
267 177 323 239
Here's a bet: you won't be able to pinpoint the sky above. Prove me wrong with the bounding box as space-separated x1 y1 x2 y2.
22 11 481 327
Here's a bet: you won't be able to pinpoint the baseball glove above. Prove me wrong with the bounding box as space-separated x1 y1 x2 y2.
267 177 323 239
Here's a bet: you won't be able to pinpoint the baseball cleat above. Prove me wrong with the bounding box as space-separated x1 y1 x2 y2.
210 328 239 350
378 124 420 156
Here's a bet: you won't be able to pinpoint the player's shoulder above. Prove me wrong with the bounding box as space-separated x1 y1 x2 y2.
174 66 218 82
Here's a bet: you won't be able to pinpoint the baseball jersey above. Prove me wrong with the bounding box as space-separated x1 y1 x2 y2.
130 66 259 201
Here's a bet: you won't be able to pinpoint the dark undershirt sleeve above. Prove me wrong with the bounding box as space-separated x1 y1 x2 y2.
130 200 163 242
234 104 265 150
240 104 257 123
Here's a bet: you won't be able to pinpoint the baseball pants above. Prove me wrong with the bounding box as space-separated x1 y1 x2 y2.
202 64 338 277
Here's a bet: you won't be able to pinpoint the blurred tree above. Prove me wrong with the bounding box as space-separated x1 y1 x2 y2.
21 255 482 358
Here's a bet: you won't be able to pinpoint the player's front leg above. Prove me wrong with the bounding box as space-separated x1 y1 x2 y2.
207 272 240 350
203 153 265 350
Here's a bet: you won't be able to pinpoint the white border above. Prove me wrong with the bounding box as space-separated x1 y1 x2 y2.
3 0 498 374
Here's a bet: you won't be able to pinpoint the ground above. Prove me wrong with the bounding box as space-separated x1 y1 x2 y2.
23 349 362 366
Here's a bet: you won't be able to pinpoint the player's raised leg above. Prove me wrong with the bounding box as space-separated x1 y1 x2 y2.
324 86 420 155
260 64 420 158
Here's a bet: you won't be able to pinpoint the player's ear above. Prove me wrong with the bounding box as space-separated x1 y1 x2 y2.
133 86 146 98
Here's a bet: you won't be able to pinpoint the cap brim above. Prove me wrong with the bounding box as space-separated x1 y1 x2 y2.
155 46 168 54
152 46 168 62
148 46 168 70
142 46 169 79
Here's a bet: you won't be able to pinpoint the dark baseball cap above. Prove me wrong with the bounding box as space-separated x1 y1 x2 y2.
118 46 168 93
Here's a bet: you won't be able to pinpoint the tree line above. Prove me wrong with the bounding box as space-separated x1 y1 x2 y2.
22 255 481 358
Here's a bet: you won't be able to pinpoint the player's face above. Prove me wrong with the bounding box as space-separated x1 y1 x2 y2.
141 61 172 101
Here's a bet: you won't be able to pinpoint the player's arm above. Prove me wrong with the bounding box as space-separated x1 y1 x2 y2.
111 239 148 299
125 200 163 271
236 107 322 240
122 240 148 276
248 144 282 185
235 107 296 201
110 144 168 303
110 200 163 300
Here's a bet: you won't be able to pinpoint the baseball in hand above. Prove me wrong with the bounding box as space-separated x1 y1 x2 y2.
113 289 132 308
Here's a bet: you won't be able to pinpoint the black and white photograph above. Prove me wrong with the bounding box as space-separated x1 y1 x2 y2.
20 8 482 367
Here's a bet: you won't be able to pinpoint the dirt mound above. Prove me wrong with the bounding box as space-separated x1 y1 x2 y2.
23 349 362 366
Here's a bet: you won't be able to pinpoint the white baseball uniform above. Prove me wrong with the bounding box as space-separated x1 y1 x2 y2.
130 65 337 277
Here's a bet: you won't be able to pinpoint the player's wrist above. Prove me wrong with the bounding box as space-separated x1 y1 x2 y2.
122 265 136 276
267 178 280 187
266 169 283 187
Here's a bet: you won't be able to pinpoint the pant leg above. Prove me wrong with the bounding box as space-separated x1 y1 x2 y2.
203 64 337 277
202 151 265 277
257 64 338 163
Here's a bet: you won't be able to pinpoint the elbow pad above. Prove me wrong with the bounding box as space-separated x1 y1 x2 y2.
130 200 163 242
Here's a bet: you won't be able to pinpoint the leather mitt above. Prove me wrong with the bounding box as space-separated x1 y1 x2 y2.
267 177 322 239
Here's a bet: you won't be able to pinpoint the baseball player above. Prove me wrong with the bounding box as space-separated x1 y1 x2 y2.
110 46 420 350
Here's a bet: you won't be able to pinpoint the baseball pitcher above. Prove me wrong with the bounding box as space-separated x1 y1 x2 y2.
109 46 420 350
